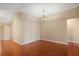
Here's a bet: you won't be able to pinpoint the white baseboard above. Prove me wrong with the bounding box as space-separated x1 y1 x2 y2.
13 39 40 45
41 38 68 45
1 39 68 45
69 41 79 44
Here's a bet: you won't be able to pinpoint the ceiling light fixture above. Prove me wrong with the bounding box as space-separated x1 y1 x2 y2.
42 9 46 18
40 9 47 21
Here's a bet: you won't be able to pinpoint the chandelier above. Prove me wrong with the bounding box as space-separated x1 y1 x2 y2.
42 9 46 18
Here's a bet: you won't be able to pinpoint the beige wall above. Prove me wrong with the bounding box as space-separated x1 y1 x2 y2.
0 23 11 40
40 18 67 44
67 18 79 42
0 7 79 45
12 12 23 44
21 16 40 44
12 12 40 45
0 24 3 40
40 7 79 44
3 24 11 40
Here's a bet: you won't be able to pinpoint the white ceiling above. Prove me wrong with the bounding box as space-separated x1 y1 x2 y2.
0 3 79 23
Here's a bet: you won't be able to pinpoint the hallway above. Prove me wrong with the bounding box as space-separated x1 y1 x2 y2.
0 3 79 56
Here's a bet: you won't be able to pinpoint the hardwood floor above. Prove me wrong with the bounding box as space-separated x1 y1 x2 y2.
1 40 22 56
40 40 68 56
22 40 68 56
68 42 79 56
0 41 2 56
1 40 79 56
22 40 40 56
